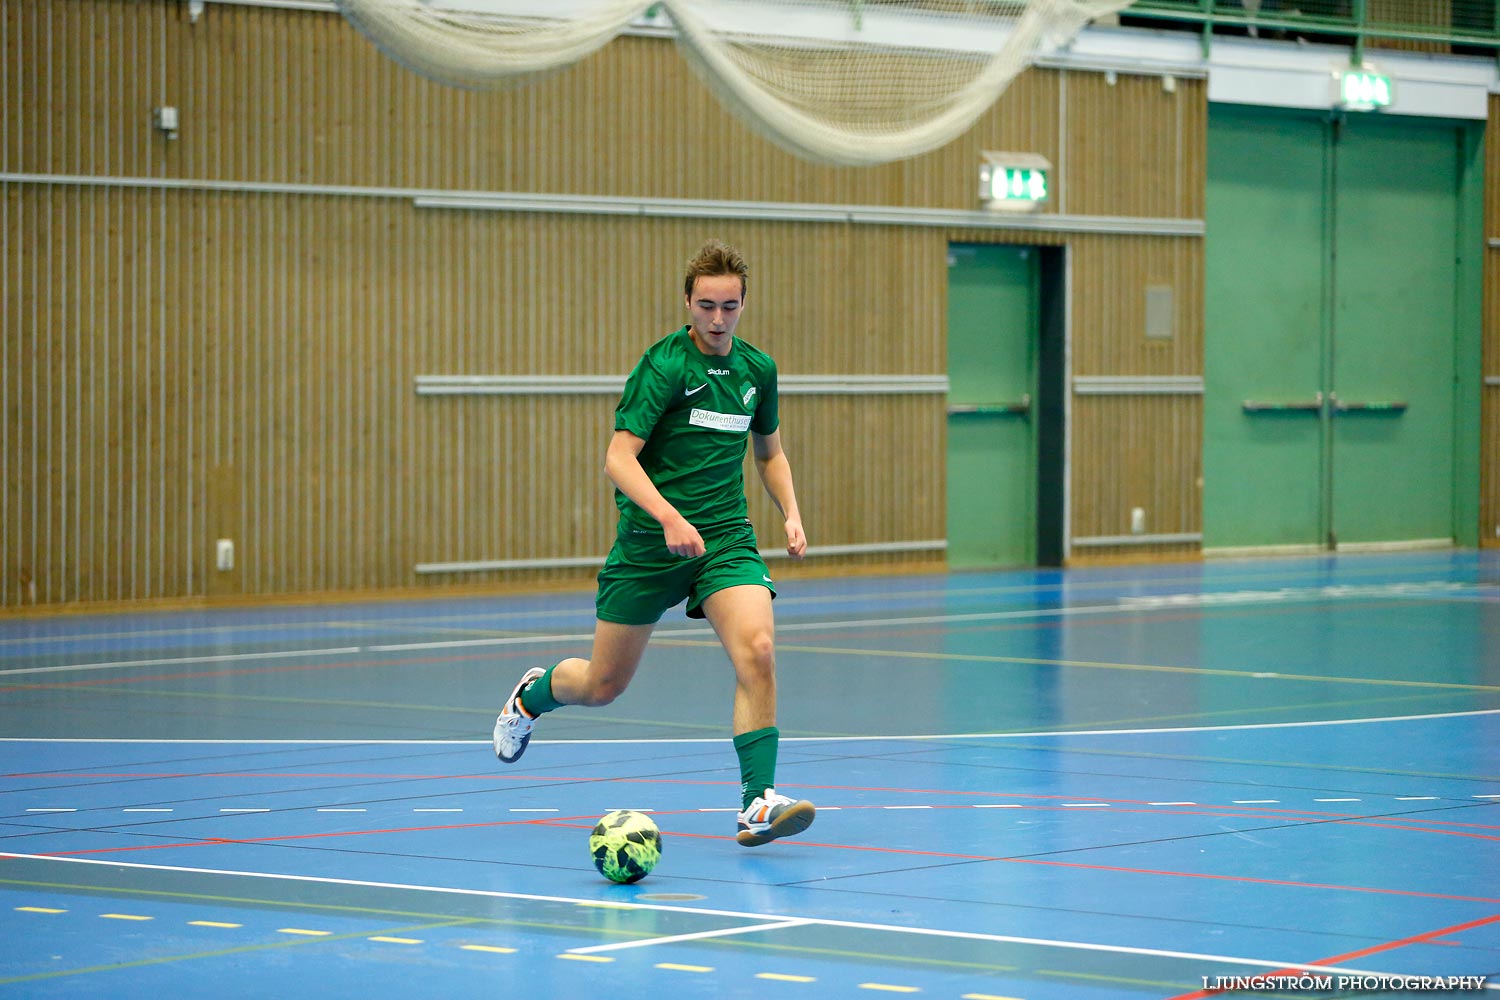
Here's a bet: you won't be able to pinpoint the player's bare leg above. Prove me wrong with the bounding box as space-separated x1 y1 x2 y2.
702 585 815 846
492 621 653 762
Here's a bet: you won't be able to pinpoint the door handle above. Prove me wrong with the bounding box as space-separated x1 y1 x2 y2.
1242 392 1323 413
947 394 1031 416
1330 393 1407 413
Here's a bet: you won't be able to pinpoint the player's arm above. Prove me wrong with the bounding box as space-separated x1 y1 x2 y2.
605 429 705 558
751 429 807 560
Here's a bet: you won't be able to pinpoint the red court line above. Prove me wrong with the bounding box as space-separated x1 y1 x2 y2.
5 596 1447 694
11 770 1499 831
11 777 1495 835
1003 857 1500 904
35 813 599 858
1163 913 1500 999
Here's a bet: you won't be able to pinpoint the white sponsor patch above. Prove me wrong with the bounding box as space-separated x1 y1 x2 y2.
689 408 752 432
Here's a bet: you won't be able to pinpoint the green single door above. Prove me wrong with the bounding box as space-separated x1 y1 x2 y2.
946 243 1037 568
1204 107 1329 548
1329 116 1458 545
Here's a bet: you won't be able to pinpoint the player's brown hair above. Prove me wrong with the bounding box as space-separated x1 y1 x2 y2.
683 239 748 299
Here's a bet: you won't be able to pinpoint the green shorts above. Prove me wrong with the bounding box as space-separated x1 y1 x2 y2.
596 521 776 625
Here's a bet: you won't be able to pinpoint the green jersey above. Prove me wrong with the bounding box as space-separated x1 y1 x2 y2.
613 325 780 536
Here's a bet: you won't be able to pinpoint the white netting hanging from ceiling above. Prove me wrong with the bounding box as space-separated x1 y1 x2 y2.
335 0 1131 166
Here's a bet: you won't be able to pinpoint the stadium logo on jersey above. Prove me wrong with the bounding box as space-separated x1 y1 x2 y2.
689 408 752 433
707 368 730 376
740 383 757 408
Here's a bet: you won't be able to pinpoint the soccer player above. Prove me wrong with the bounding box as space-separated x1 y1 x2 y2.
492 239 815 847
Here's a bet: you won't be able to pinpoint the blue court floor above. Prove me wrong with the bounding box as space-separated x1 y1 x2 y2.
1 551 1497 998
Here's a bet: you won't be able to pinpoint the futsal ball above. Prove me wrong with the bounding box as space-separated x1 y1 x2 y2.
589 809 662 884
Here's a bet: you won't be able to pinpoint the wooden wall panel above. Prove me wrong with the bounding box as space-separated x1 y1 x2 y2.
2 0 1217 608
1062 71 1205 219
2 2 1201 216
1067 233 1204 548
1070 395 1203 541
1367 0 1453 53
1069 234 1204 376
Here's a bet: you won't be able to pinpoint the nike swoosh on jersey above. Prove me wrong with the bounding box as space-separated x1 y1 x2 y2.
685 382 710 396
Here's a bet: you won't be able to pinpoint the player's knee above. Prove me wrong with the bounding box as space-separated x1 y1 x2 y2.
740 630 776 679
577 674 629 706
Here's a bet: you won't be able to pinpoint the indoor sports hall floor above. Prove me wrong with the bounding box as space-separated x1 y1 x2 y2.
2 551 1498 998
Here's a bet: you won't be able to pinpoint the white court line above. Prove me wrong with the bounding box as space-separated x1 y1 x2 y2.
7 579 1493 674
0 852 1469 986
567 919 812 954
0 707 1494 746
367 605 1148 653
7 707 1497 745
4 559 1485 650
0 601 1281 671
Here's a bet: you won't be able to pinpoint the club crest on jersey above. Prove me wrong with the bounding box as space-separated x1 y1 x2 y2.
740 383 757 407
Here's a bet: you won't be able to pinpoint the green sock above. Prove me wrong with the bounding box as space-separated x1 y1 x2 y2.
733 726 779 810
517 664 563 717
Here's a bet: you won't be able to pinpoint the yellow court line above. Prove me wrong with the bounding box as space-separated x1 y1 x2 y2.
995 734 1500 782
0 874 696 956
460 944 517 955
558 953 614 963
994 690 1491 738
277 928 333 936
0 917 483 987
1034 968 1186 989
656 963 714 973
860 985 921 994
758 973 817 982
961 994 1025 1000
368 936 422 945
16 907 66 914
108 686 727 732
188 921 242 929
777 642 1500 693
100 913 153 921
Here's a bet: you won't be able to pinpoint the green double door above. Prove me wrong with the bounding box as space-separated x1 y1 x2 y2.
1204 106 1482 550
946 244 1040 568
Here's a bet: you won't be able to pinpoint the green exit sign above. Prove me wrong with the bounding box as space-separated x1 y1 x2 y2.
1340 70 1392 110
979 154 1050 211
